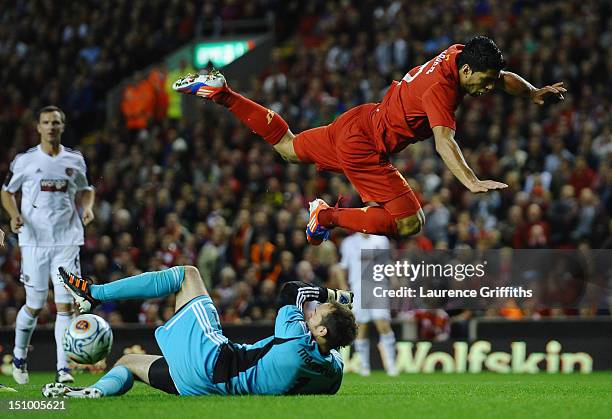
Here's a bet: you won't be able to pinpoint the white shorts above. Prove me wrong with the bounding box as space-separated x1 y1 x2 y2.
353 291 391 324
20 246 81 308
353 306 391 324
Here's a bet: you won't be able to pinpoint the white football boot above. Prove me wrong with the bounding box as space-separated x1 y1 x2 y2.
12 357 29 385
42 382 102 398
172 70 228 100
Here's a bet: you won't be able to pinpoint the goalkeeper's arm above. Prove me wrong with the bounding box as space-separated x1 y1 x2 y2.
277 281 353 311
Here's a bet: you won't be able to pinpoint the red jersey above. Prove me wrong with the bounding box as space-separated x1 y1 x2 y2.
370 44 465 154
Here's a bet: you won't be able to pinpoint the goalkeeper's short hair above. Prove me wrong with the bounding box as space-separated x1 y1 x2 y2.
321 301 357 350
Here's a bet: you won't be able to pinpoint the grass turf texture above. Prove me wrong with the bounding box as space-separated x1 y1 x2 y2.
0 372 610 419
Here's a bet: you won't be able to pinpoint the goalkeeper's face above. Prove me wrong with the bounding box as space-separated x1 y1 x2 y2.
305 302 358 351
306 303 333 339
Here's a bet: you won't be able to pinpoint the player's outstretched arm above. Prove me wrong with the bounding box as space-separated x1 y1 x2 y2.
496 71 566 105
433 126 508 194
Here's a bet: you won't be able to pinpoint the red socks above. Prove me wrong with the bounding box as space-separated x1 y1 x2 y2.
214 89 288 145
318 207 398 236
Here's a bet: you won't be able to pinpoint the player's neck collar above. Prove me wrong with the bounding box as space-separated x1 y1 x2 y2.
40 143 62 157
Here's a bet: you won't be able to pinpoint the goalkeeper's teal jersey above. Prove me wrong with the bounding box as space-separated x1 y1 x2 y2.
213 305 344 395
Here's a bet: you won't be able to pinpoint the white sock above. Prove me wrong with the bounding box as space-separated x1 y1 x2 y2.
14 306 38 360
55 311 73 370
379 331 397 373
354 338 370 372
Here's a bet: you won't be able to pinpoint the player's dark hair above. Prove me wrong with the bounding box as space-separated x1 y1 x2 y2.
38 105 66 123
457 36 506 73
321 302 357 350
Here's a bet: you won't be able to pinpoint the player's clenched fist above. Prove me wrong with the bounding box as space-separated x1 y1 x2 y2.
82 208 95 226
10 215 23 233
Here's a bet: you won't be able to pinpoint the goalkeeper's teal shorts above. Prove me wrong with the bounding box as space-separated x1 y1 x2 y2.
155 295 228 395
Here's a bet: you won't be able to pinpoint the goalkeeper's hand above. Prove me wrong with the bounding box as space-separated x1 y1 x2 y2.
327 289 354 308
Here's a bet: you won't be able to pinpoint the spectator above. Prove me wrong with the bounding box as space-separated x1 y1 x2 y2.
570 156 597 195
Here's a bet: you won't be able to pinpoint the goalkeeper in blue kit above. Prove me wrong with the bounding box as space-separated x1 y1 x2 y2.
42 265 357 398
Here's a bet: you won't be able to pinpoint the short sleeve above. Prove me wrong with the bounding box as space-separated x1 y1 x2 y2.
2 155 25 193
74 156 93 191
339 238 350 269
380 236 390 250
275 305 309 339
422 83 457 130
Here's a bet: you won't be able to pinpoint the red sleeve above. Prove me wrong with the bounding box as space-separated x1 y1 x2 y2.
421 83 457 130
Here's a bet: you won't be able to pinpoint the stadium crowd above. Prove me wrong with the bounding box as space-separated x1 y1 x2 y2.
1 0 610 333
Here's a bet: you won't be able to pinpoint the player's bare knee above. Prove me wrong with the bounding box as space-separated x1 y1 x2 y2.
115 354 160 385
179 265 208 297
375 320 392 335
273 131 299 163
115 354 142 369
115 354 131 366
183 265 205 288
395 211 425 238
357 323 369 339
56 303 72 313
114 355 145 382
26 306 42 316
183 265 201 282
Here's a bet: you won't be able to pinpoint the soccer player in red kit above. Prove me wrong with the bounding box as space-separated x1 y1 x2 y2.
174 36 565 245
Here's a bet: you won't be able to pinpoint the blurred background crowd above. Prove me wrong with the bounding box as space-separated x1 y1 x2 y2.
0 0 610 336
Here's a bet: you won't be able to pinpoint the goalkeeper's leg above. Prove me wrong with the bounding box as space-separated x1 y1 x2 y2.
96 354 179 395
173 266 209 312
59 266 209 313
43 354 176 398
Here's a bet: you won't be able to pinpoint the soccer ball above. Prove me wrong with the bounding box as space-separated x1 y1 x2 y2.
63 314 113 364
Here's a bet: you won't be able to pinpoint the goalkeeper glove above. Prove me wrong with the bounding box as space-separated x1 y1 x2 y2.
327 289 354 308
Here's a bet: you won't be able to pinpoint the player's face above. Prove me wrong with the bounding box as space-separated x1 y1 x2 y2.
37 111 65 144
306 303 333 336
462 67 500 97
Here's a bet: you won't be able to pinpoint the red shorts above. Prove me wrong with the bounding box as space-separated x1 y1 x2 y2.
294 104 421 218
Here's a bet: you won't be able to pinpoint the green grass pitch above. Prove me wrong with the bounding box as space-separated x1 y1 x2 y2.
1 372 610 418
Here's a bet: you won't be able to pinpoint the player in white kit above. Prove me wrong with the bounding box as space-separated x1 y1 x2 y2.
339 233 398 376
1 106 95 384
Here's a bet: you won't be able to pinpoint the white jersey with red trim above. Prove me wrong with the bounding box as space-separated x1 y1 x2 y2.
3 145 92 246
